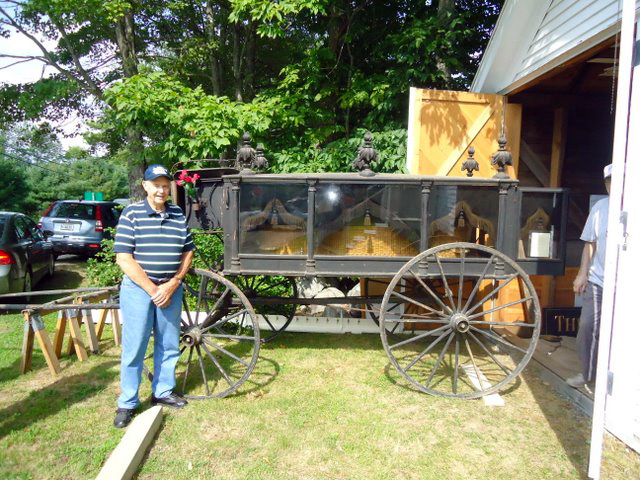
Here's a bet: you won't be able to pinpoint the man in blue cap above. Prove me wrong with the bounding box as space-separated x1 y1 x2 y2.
567 163 612 390
112 164 195 428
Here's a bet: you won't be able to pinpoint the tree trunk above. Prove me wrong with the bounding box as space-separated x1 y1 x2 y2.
435 0 455 87
115 11 138 77
244 21 256 101
438 0 455 20
232 22 243 102
115 8 145 200
327 2 348 58
205 1 221 96
125 128 145 201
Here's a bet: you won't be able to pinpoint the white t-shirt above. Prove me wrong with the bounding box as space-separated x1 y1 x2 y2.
580 196 609 287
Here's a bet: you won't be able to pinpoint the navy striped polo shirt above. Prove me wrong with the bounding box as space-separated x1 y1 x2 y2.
114 199 195 281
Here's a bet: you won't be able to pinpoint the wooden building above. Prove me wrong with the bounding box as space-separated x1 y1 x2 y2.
407 0 640 314
407 1 639 477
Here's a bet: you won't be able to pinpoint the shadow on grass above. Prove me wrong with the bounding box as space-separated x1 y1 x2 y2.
521 368 590 476
262 331 383 352
226 354 280 399
0 360 118 439
381 359 523 397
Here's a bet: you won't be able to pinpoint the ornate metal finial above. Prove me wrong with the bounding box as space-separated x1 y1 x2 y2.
461 146 479 177
352 131 377 177
254 143 269 172
491 134 512 179
236 132 256 175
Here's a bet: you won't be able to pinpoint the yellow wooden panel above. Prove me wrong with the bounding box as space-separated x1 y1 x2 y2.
407 88 521 179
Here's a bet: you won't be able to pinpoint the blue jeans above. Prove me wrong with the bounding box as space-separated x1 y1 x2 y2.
118 275 183 409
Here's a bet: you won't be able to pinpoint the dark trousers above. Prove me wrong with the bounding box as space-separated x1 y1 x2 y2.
577 281 602 383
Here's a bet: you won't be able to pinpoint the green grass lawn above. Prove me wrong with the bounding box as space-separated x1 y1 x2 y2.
0 260 639 479
1 321 639 479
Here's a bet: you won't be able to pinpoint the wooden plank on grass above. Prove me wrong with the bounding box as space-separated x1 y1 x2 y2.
461 363 505 407
96 406 163 480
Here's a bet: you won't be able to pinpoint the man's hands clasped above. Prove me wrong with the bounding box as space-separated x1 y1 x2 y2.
150 278 181 308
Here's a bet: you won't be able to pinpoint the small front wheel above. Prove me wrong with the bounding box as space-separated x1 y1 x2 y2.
145 269 261 399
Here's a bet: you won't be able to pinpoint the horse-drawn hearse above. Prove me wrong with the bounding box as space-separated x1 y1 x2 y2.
168 132 568 400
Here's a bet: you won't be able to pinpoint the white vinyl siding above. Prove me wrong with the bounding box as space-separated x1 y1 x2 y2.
516 0 640 81
471 0 640 94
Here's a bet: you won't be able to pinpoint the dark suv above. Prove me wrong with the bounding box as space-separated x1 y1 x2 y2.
38 201 121 257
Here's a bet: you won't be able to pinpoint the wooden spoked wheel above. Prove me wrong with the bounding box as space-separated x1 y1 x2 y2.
233 275 298 343
176 269 260 399
380 243 541 399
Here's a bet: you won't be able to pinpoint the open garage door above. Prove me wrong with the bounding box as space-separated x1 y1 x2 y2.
589 2 640 478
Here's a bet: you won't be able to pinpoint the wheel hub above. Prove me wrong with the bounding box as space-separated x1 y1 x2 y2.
450 313 470 333
181 327 202 346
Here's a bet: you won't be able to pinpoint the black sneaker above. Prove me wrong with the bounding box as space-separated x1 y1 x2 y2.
113 408 136 428
150 392 188 409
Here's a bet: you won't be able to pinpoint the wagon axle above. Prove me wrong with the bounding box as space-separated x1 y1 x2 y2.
450 313 470 333
181 327 202 347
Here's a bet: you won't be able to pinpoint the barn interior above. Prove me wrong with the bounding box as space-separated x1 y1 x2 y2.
508 36 618 309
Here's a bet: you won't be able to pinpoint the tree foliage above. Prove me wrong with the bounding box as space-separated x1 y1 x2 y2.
0 126 128 217
2 0 503 189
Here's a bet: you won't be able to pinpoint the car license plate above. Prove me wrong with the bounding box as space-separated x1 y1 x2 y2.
58 224 77 232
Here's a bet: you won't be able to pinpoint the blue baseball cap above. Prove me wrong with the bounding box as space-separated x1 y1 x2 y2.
144 164 172 181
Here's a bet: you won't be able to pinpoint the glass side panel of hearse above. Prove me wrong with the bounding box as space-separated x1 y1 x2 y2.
314 183 421 257
517 187 569 275
238 182 308 255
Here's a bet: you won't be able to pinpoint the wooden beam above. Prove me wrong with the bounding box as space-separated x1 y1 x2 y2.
96 406 164 480
67 309 89 361
29 313 61 376
112 308 122 346
34 329 62 376
20 312 35 374
550 108 568 187
520 140 550 187
96 307 109 341
53 310 68 358
81 307 100 354
506 103 522 176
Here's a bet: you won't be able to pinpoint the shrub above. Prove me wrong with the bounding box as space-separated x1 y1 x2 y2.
86 228 123 287
86 228 224 288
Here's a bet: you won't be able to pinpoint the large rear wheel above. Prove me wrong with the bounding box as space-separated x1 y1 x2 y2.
380 243 540 399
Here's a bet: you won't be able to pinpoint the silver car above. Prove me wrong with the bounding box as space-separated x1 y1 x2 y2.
38 200 121 258
0 212 55 294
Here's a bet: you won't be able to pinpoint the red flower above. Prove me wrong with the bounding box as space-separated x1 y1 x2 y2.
176 180 184 186
192 173 200 181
